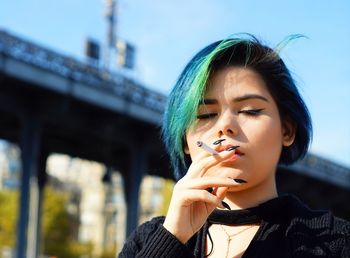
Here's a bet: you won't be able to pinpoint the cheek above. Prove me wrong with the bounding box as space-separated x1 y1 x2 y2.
185 131 202 158
186 127 214 159
244 118 283 156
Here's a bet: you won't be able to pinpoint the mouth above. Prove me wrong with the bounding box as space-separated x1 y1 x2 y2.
216 144 245 156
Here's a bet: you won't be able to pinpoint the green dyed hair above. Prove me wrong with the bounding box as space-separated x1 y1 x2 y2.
162 34 312 180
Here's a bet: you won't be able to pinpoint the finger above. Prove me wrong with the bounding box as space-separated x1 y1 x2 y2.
207 186 228 201
178 189 224 208
215 186 228 200
190 147 212 163
181 177 242 190
185 149 237 179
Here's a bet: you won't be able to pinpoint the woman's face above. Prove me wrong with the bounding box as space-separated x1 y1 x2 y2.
185 66 293 192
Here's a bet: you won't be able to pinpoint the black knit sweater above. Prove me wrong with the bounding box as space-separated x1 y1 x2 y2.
119 195 350 257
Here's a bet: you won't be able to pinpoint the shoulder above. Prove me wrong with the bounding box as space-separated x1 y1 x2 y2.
284 195 350 257
284 194 350 234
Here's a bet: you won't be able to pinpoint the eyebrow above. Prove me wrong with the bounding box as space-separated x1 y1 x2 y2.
199 94 269 105
234 94 269 103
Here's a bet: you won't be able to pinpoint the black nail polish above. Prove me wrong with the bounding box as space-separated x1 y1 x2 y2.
213 139 226 145
222 201 231 210
206 187 214 193
226 145 240 151
234 178 247 184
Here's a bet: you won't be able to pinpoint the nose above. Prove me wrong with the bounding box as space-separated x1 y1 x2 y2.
216 110 238 137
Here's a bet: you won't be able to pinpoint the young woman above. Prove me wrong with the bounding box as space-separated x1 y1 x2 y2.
119 35 350 258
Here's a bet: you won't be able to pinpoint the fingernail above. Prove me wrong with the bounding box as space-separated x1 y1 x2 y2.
218 202 225 209
206 187 214 193
222 201 231 210
234 178 247 184
226 145 240 151
213 139 226 145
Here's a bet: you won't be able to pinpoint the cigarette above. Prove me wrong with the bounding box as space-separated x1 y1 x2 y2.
196 141 219 155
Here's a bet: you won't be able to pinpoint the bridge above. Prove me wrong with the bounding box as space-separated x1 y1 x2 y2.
0 29 349 258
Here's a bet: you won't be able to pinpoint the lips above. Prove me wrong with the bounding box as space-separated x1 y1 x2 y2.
216 144 245 156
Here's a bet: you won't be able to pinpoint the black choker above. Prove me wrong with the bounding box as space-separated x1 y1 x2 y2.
207 195 293 225
208 207 261 225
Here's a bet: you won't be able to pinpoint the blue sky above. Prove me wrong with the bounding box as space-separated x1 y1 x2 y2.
1 0 349 167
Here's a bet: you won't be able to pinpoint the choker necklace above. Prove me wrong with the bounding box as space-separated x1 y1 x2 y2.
219 224 258 258
208 207 261 225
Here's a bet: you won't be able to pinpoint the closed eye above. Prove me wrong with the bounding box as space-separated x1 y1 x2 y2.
238 108 264 116
196 113 217 119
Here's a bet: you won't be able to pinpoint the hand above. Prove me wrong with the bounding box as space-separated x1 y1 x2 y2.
162 149 238 243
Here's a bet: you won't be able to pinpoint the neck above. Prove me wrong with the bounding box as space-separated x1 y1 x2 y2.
224 174 278 210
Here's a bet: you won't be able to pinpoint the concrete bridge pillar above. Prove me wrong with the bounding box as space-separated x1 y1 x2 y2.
16 115 46 258
123 143 148 237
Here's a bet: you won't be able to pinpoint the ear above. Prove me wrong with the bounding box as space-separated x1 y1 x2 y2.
282 120 296 147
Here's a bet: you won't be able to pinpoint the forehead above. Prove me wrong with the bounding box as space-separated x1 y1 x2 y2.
205 66 270 98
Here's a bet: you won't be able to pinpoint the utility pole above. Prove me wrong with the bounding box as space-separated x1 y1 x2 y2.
104 0 117 71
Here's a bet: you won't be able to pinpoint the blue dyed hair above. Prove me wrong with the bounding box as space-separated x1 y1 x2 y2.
162 35 312 180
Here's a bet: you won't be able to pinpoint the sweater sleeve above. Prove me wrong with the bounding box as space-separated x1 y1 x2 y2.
118 216 194 258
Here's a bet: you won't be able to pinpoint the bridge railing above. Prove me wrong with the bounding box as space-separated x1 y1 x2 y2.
2 30 349 188
0 29 167 113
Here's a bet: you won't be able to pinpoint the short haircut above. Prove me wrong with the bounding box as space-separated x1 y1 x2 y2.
162 35 312 180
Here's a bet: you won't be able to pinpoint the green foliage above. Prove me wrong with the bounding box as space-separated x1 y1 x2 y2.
42 187 93 258
0 187 113 258
158 179 174 216
100 246 117 258
0 190 18 249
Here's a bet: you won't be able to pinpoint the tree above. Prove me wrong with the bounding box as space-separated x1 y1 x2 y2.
0 190 18 250
0 187 98 257
42 187 93 258
158 179 174 216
